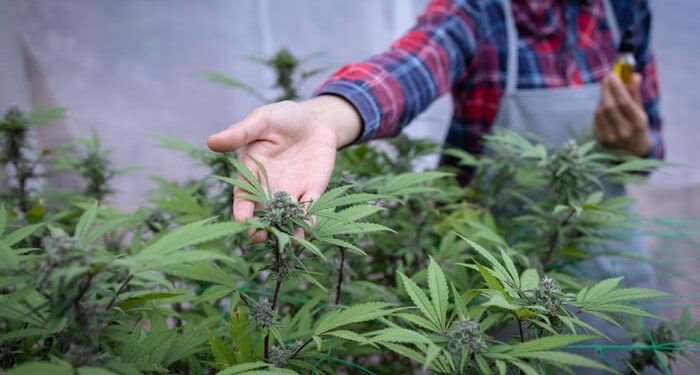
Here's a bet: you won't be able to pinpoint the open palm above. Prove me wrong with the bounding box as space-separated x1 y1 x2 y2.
207 100 340 225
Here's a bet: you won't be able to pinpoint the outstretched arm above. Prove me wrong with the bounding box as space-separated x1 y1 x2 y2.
207 0 480 227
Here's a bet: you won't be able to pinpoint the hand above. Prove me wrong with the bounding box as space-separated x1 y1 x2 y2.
207 96 361 239
594 73 653 156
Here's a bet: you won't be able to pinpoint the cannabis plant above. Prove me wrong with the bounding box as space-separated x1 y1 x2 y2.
204 48 326 103
0 107 64 217
49 131 122 203
1 103 694 375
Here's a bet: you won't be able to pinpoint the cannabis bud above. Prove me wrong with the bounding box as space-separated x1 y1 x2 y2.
533 276 562 312
268 341 302 368
267 244 299 280
448 318 485 356
626 322 679 372
42 228 77 258
549 140 588 202
268 345 288 368
260 191 305 232
251 297 276 328
651 322 677 346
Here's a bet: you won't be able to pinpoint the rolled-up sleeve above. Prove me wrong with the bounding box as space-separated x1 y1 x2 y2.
314 0 479 143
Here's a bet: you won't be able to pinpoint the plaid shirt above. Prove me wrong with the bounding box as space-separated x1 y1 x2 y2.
315 0 663 160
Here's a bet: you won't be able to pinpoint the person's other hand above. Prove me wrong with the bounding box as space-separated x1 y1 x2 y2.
207 96 361 240
594 72 653 156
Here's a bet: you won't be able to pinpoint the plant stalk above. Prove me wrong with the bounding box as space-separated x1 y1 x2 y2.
264 237 283 361
542 209 576 266
334 247 345 305
107 274 133 310
289 337 313 360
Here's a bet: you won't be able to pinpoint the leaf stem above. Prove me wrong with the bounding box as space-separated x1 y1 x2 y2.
516 317 527 343
71 271 96 314
334 247 345 305
289 337 313 360
542 208 576 267
264 238 283 361
107 274 133 310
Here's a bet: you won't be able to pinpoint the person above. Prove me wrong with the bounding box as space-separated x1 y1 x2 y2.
208 1 663 371
207 0 662 229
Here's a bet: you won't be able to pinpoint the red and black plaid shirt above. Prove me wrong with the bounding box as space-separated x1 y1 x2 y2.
315 0 663 159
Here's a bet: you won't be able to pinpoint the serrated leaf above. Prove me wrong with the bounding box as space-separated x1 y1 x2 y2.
133 220 245 261
230 304 258 363
4 223 44 246
380 342 426 364
427 257 449 331
508 334 593 356
580 277 624 302
476 262 505 294
315 302 395 335
214 362 295 375
369 327 433 345
521 351 616 373
379 171 452 195
520 269 539 291
210 337 237 368
158 261 234 287
81 216 136 246
0 205 6 235
4 362 73 375
74 201 99 240
226 157 267 200
398 272 440 332
76 367 120 375
395 312 439 331
326 330 372 345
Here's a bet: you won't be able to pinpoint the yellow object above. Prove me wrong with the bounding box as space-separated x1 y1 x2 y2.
614 27 637 85
613 54 635 85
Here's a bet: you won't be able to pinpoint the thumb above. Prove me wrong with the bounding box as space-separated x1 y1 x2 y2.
628 73 644 104
207 111 267 152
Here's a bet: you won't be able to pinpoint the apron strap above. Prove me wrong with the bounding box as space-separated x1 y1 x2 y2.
602 0 621 46
502 0 518 94
502 0 622 95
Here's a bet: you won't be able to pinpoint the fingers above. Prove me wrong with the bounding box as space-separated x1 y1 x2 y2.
232 185 255 222
207 108 268 152
299 190 322 206
607 74 642 128
629 73 644 104
596 75 631 143
594 73 651 155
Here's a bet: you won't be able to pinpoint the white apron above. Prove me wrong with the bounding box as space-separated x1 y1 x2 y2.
495 2 659 372
495 0 656 280
495 0 619 145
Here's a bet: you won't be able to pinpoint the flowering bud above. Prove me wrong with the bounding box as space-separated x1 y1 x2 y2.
252 297 276 328
533 276 562 312
448 318 485 356
260 191 305 232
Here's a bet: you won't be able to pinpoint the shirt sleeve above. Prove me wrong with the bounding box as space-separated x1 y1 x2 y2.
314 0 479 143
633 0 664 160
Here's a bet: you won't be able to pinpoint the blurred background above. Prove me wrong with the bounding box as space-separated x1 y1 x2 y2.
1 0 699 352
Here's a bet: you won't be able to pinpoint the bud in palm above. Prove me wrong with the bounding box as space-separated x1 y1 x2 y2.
260 191 305 233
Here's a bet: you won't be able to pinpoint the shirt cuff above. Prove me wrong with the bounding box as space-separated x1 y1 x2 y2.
314 81 381 144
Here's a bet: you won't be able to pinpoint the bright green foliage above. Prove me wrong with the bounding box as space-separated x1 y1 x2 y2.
0 104 693 375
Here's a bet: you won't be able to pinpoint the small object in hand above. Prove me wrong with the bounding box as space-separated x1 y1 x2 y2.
613 27 637 85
